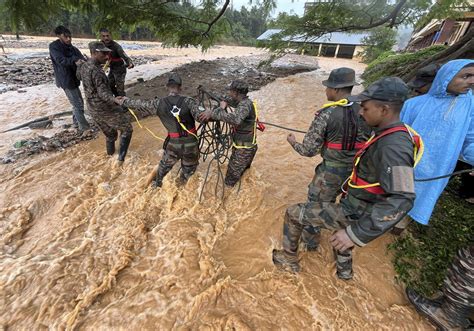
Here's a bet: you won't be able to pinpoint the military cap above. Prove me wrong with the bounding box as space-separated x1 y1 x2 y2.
407 64 439 89
322 67 359 88
167 73 182 86
226 80 249 94
348 77 409 103
88 41 112 52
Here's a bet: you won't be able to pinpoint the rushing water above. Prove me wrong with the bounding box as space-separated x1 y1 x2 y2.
0 70 433 330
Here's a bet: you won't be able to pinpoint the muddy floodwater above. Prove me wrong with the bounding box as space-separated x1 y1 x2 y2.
0 45 433 329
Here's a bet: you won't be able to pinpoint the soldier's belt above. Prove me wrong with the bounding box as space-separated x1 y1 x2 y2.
233 140 257 147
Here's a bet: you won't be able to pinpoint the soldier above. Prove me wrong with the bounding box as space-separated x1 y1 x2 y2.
77 41 133 164
49 25 90 131
287 67 371 256
406 245 474 330
273 77 420 278
99 28 134 97
116 73 201 187
199 80 258 187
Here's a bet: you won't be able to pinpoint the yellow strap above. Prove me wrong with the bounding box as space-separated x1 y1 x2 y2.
128 108 166 141
348 124 424 190
405 124 424 167
322 98 349 109
103 59 111 72
175 115 199 140
232 100 259 149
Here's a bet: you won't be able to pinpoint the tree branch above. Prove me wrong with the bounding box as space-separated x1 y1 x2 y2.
202 0 230 37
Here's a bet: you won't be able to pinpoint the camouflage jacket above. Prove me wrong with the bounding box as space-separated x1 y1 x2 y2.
123 93 201 143
77 59 117 114
341 121 416 246
291 102 371 166
104 40 133 68
211 97 257 144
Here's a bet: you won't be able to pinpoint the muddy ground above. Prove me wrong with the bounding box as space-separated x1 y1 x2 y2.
1 55 317 164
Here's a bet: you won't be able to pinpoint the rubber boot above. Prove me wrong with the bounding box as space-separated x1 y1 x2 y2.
335 249 353 280
272 249 300 273
106 140 115 155
406 288 469 330
117 134 132 162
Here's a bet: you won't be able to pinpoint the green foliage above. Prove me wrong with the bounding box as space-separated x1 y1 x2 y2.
0 0 274 48
361 45 446 85
388 179 474 296
0 0 275 49
359 27 397 64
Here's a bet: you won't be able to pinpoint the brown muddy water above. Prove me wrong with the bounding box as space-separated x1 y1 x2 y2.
0 70 433 330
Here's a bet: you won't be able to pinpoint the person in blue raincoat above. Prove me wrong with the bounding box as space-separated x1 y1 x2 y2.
401 60 474 331
400 59 474 225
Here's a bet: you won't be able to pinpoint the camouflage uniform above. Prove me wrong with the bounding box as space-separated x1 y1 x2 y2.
211 96 258 187
123 93 201 187
406 245 474 329
77 56 133 160
104 40 133 97
277 121 416 276
290 67 371 255
274 77 416 278
290 102 370 251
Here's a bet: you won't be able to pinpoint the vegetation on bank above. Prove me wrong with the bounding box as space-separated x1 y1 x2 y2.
361 45 447 86
388 180 473 296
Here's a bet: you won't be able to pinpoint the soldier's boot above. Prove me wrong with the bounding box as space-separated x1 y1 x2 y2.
335 249 353 280
106 140 115 155
272 249 300 273
151 169 167 188
301 225 321 251
406 288 469 331
117 133 132 162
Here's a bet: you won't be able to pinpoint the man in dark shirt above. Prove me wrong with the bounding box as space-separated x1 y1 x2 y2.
49 25 90 131
273 77 419 276
99 28 134 97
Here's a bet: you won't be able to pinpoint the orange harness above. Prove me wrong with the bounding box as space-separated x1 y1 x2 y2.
347 124 423 194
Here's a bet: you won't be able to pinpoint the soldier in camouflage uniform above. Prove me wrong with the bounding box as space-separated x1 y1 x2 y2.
287 68 371 265
77 41 133 163
406 245 474 330
273 77 419 278
199 80 258 187
117 73 202 187
99 28 134 97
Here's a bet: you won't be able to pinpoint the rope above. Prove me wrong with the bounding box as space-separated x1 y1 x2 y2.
259 121 307 134
415 169 473 182
128 108 166 142
197 87 233 201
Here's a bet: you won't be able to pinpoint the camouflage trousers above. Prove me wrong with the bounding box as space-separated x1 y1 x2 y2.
225 145 257 187
283 201 354 279
155 140 199 186
108 67 127 97
91 109 133 142
441 245 474 326
303 161 352 249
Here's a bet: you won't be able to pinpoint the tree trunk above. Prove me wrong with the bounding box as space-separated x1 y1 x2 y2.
401 27 474 81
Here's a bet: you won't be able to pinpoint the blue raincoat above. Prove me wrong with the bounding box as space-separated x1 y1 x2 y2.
401 59 474 225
